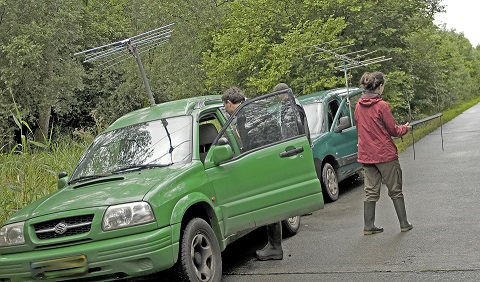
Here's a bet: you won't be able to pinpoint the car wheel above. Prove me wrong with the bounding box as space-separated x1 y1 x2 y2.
174 218 222 282
282 215 301 237
321 162 339 202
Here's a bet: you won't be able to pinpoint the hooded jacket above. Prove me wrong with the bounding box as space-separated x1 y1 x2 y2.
354 92 408 164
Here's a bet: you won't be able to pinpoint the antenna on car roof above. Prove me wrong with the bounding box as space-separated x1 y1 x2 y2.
304 42 392 126
74 23 175 107
305 42 392 95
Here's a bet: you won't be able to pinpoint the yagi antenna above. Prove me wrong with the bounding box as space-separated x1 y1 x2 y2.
305 42 392 126
74 23 175 107
306 43 392 88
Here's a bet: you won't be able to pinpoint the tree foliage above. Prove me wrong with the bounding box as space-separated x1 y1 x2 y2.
0 0 84 147
0 0 479 151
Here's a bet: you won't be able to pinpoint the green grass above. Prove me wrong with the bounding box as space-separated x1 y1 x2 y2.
0 138 88 225
396 96 480 153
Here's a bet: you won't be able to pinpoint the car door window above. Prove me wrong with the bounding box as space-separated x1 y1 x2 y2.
327 100 340 131
220 91 301 155
303 102 325 136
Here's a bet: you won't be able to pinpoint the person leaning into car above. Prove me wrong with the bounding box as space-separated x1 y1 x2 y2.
221 86 259 152
354 71 414 235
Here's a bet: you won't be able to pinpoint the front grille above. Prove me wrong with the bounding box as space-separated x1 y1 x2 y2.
33 215 94 240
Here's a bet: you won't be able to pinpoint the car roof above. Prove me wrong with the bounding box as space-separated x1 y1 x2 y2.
106 95 222 131
298 87 363 104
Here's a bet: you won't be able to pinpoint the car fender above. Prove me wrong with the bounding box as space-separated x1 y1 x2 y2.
169 192 224 257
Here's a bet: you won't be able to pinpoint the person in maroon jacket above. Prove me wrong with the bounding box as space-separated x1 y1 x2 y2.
354 71 413 235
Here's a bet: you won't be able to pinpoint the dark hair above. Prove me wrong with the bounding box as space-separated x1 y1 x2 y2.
273 83 289 91
359 72 385 91
222 86 245 104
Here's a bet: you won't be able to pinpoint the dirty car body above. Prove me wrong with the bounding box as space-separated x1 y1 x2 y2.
0 89 323 281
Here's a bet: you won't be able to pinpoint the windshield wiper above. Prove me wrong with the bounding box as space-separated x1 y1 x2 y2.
111 163 172 174
69 173 112 185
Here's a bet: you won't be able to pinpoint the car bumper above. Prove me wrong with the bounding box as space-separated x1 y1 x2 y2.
0 226 175 282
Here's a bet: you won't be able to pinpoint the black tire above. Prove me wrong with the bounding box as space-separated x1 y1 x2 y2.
174 218 222 282
321 162 339 202
282 215 301 237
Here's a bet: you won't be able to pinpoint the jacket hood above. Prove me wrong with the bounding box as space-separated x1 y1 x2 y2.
358 92 383 107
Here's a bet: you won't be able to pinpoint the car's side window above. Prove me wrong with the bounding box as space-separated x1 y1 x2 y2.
199 122 219 163
221 92 301 155
302 102 324 136
327 100 340 131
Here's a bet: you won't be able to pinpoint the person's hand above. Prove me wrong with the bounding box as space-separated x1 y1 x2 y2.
405 122 411 130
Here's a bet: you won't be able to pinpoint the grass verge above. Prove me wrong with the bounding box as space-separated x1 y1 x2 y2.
396 96 480 153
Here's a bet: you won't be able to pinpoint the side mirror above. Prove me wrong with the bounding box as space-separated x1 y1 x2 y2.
217 137 229 146
204 137 233 169
211 143 233 165
334 116 351 133
57 172 68 189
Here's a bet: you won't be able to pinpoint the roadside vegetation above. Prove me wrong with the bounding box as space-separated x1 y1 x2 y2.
1 0 479 151
0 133 92 225
396 95 480 153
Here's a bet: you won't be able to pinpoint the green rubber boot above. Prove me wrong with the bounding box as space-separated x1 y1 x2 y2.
392 198 413 232
255 222 283 260
364 201 384 235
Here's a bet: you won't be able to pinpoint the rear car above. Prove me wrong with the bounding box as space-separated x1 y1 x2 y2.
299 87 363 202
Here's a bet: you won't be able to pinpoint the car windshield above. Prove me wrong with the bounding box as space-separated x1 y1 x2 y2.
302 102 325 136
70 116 192 183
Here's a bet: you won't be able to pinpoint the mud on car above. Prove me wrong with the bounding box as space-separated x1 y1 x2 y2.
299 87 363 202
0 88 323 282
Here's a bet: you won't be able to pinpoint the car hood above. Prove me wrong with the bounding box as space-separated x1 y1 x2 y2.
5 164 190 224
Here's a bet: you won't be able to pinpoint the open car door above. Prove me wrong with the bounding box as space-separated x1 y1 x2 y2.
204 89 324 237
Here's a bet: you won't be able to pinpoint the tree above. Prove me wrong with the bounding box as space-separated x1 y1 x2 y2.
0 0 84 146
202 0 348 96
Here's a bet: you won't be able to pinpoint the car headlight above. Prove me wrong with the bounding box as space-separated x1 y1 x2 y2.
102 202 155 231
0 222 25 247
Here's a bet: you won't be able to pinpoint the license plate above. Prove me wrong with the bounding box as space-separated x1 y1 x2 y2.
31 255 88 279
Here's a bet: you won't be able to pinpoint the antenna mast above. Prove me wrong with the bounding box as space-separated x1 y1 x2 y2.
74 23 174 107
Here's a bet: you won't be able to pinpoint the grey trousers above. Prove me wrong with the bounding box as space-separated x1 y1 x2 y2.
363 159 404 202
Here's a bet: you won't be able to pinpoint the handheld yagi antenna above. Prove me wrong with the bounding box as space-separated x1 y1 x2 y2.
74 23 175 107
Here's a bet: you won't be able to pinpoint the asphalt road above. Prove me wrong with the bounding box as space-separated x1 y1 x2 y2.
221 102 480 282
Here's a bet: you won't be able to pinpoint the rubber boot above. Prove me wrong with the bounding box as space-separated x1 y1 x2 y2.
364 201 384 235
255 222 283 260
392 197 413 232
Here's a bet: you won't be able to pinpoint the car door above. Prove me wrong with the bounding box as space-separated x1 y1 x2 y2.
328 96 359 180
204 90 323 237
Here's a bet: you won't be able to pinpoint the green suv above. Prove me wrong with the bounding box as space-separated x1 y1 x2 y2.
0 89 323 281
299 87 363 202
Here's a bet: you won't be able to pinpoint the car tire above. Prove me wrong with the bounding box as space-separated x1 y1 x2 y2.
174 218 222 282
321 162 339 202
282 215 301 237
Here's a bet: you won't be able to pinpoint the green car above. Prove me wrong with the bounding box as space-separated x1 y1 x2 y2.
299 87 363 202
0 89 323 282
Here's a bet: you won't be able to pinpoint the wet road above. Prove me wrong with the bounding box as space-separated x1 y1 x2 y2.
221 102 480 281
